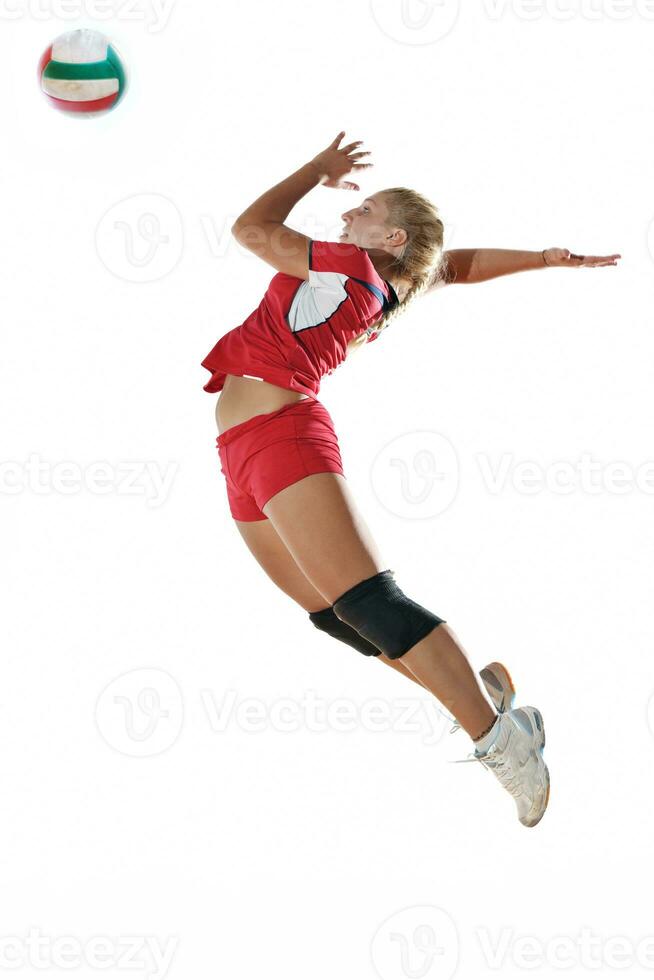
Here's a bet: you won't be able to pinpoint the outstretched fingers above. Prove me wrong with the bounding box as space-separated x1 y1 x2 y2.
574 253 622 267
341 139 364 154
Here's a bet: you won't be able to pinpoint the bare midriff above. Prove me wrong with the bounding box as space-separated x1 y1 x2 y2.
215 374 310 435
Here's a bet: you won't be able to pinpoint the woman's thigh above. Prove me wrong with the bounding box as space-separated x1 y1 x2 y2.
234 517 332 613
261 472 387 604
234 509 426 684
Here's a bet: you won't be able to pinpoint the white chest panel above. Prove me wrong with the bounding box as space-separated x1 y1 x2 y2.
287 271 350 334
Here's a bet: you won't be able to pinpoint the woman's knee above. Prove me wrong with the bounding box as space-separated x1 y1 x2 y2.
332 569 446 660
309 605 381 657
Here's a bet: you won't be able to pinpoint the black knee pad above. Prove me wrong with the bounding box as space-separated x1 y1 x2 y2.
309 606 381 657
332 569 445 660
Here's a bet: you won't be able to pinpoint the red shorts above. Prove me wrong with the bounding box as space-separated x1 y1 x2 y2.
216 398 345 521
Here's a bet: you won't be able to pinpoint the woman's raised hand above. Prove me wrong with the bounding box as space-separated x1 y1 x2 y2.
543 247 622 268
309 131 373 191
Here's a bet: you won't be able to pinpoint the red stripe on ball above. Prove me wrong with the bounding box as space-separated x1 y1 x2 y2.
38 45 53 82
43 92 119 113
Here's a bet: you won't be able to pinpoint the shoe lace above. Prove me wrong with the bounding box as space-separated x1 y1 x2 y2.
450 746 524 799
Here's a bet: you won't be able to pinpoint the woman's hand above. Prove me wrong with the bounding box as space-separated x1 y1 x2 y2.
543 247 621 268
309 131 373 191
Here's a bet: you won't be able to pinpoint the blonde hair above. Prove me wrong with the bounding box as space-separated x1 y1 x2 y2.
348 187 446 354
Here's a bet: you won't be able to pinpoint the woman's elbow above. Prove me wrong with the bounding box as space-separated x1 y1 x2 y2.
232 213 264 246
231 217 246 239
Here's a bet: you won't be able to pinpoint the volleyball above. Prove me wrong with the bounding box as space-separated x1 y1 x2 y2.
38 29 126 115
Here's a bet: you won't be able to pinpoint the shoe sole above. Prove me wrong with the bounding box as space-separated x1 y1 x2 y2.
519 706 550 828
480 661 517 713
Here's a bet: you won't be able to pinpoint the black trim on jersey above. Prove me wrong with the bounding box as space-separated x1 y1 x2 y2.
351 276 399 313
383 278 400 310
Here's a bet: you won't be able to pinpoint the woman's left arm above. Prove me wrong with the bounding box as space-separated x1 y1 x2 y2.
435 247 621 288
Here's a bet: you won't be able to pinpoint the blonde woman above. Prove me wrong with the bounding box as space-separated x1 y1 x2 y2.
201 132 620 828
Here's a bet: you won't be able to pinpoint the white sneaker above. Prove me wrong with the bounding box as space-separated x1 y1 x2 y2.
449 661 516 734
456 706 550 828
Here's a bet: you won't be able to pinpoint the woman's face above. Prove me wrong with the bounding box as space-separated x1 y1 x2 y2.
340 192 395 249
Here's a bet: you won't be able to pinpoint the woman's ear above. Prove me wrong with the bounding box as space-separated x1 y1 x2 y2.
386 227 409 248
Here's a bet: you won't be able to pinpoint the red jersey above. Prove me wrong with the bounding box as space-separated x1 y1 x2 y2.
201 239 399 399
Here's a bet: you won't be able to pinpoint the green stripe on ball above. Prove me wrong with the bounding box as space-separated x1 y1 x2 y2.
43 59 117 81
106 46 126 97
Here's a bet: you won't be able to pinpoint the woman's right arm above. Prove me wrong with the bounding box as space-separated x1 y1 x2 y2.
231 163 319 279
232 132 371 280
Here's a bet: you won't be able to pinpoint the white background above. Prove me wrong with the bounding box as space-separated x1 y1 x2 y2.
2 1 653 977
